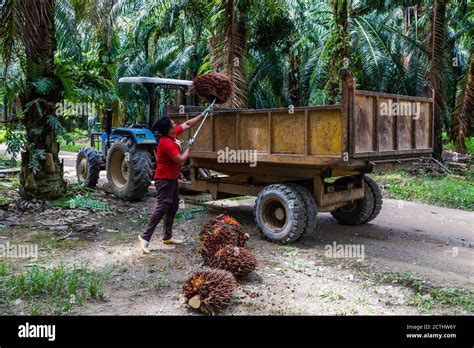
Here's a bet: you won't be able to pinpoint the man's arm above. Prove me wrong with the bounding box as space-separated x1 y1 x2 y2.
180 103 214 131
171 148 190 166
180 113 203 131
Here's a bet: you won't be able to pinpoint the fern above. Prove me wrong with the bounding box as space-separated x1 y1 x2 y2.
32 77 55 95
5 124 26 164
51 196 114 212
175 207 206 221
47 115 65 136
28 146 46 174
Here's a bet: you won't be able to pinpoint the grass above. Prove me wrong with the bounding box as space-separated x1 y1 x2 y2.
319 290 346 301
133 215 150 226
0 128 6 143
30 234 86 249
59 140 89 152
370 171 474 211
0 154 18 170
376 272 474 313
0 174 20 190
154 277 170 290
443 135 474 154
278 245 300 258
227 195 252 201
0 261 105 315
60 129 91 152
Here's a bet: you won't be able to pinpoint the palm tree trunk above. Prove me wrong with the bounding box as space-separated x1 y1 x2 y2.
427 0 448 159
18 0 66 199
450 53 473 152
210 0 248 108
288 53 300 106
325 0 350 104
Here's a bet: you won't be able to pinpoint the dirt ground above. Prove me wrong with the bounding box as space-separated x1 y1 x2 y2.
1 149 473 315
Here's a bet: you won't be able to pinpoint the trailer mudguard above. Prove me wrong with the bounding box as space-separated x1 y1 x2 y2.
101 128 157 146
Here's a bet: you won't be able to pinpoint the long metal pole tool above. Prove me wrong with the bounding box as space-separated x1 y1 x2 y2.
188 99 216 147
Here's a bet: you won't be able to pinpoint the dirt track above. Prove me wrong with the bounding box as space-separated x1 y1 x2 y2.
58 149 473 291
1 148 473 315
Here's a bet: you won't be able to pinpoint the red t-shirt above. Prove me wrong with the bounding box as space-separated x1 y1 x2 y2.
154 125 184 179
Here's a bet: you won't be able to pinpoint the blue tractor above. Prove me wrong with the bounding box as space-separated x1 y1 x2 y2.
76 77 193 200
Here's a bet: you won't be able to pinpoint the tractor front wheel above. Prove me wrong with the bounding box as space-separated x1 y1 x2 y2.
106 138 152 200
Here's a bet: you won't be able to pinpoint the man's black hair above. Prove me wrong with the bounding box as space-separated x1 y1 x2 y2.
153 117 172 135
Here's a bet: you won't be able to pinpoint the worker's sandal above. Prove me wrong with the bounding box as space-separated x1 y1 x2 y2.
138 235 150 254
162 238 183 245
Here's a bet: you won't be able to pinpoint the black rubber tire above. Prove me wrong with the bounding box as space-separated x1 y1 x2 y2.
254 184 308 244
76 147 101 187
363 176 383 223
106 138 152 201
331 176 383 225
287 183 318 235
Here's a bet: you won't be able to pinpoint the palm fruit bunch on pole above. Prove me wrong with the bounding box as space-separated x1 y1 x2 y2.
183 268 237 315
209 245 257 277
200 214 249 246
192 72 233 105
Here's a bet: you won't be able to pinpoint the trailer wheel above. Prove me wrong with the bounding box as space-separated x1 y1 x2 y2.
363 176 383 222
287 184 318 235
331 176 382 225
106 138 152 201
254 184 307 244
76 147 101 187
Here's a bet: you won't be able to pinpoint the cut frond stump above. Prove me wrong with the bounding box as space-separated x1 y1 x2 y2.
183 268 237 315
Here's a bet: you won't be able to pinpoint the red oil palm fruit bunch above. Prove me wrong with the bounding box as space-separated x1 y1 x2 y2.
201 224 238 263
210 245 257 277
183 268 237 315
192 72 233 105
200 214 227 238
200 215 249 247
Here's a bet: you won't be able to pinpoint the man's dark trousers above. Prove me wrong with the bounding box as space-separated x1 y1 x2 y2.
141 179 179 241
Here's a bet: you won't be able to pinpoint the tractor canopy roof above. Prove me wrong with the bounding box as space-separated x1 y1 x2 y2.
118 76 192 89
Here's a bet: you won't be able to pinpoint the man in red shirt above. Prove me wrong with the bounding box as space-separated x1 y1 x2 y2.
138 113 204 253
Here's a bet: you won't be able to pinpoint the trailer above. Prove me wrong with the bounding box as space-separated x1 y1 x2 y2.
167 70 435 244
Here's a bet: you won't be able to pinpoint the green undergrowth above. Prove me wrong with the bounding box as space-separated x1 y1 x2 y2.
0 262 106 315
371 171 473 211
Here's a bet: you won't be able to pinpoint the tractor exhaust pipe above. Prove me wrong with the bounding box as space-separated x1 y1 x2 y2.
106 106 113 154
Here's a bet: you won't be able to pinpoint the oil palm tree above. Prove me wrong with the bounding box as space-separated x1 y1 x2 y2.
450 53 473 151
0 0 66 199
209 0 250 108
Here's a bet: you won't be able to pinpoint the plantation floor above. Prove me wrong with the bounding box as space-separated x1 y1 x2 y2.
1 148 473 315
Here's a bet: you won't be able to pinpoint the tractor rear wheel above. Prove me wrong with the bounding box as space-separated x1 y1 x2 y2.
106 138 152 200
331 176 382 225
254 184 307 244
76 147 101 187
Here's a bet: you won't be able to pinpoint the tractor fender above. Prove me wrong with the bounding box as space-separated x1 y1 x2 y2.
101 128 157 146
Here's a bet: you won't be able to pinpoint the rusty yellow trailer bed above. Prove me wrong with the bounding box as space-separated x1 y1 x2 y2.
167 70 434 244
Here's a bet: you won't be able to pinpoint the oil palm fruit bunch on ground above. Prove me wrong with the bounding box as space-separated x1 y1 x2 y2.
183 268 237 315
209 245 257 277
201 224 239 263
200 214 249 246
